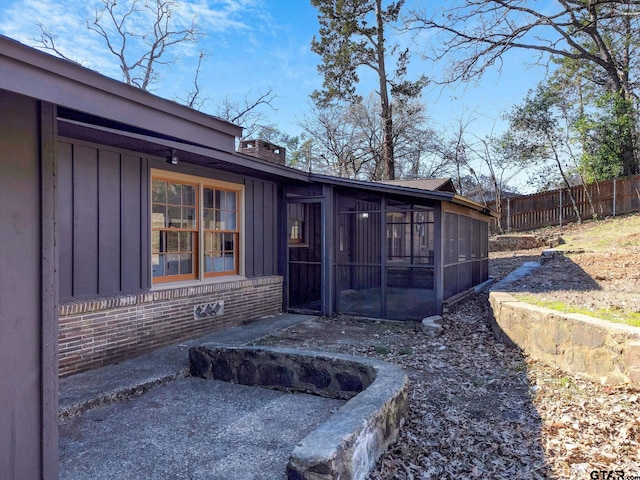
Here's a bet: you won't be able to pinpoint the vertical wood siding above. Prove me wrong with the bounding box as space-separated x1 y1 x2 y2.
244 178 278 278
58 141 147 301
58 141 279 301
0 91 48 479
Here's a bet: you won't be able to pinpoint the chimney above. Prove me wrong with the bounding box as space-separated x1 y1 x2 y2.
238 139 286 165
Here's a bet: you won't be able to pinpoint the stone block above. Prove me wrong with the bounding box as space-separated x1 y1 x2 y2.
188 347 212 378
568 321 606 348
300 362 332 390
628 368 640 388
622 342 640 367
421 315 442 335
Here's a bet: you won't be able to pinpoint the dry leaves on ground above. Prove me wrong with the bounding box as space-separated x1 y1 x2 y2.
256 253 640 479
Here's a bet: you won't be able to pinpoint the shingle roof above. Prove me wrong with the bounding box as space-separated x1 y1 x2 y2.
376 178 457 193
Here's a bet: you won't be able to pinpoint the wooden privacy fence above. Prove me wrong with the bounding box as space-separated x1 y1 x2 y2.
487 175 640 233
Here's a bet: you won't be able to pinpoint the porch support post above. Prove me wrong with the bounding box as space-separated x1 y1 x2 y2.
277 184 289 311
321 184 334 316
40 101 59 480
434 203 444 315
380 198 387 318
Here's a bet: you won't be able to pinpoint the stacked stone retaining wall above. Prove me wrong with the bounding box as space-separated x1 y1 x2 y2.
489 291 640 387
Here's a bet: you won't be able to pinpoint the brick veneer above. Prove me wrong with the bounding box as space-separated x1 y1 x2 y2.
58 276 283 377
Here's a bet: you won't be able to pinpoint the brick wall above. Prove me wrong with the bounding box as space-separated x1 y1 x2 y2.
58 276 283 377
238 139 286 165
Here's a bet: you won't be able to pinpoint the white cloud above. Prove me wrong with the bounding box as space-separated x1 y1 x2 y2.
0 0 120 77
0 0 267 82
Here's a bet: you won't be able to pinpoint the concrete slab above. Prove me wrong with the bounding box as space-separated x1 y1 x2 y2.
59 313 316 419
58 313 321 479
59 377 344 480
490 261 541 291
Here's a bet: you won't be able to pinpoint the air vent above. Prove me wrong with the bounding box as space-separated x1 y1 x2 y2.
194 301 224 320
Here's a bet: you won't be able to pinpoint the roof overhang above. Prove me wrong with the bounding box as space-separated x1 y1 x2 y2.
57 116 310 182
0 35 498 218
0 35 241 153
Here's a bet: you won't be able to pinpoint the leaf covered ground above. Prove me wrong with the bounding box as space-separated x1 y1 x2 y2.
257 215 640 479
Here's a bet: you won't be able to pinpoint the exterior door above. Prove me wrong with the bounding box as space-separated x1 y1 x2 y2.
287 201 322 312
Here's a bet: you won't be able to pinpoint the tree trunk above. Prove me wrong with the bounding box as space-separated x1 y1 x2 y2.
376 0 394 179
552 145 582 223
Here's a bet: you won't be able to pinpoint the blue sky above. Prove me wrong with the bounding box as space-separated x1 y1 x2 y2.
0 0 547 160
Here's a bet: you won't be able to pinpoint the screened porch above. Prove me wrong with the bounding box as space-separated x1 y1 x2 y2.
284 183 491 321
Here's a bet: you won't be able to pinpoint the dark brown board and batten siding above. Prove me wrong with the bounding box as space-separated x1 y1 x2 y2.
57 140 149 301
57 140 279 301
0 91 58 478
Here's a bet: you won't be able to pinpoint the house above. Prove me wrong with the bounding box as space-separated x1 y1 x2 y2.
0 35 494 478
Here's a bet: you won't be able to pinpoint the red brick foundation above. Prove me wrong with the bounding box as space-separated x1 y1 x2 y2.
58 276 283 377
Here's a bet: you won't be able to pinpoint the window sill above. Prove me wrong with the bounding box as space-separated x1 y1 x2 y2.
151 275 247 291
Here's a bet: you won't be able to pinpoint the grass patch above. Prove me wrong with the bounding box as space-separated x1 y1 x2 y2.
514 295 640 327
374 345 391 355
557 213 640 253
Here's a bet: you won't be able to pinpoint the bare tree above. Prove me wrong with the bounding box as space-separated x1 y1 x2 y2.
212 88 278 140
39 0 201 91
407 0 640 176
440 114 521 231
298 94 447 180
298 104 371 177
37 0 278 133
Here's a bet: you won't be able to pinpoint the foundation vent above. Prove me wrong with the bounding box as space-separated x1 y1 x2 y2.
194 301 224 320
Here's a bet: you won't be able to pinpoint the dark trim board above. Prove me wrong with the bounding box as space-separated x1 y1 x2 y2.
40 101 59 480
0 91 58 480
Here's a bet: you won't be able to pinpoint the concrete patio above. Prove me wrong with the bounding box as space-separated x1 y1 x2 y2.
59 313 326 479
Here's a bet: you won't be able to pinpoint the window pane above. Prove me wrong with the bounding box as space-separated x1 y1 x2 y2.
182 185 196 206
180 254 193 274
179 232 193 252
152 180 166 203
166 231 179 252
215 210 222 229
224 233 235 252
208 253 222 272
203 188 214 208
167 183 181 205
226 212 237 230
223 252 235 271
215 190 222 210
166 254 180 275
183 207 196 229
214 232 222 251
203 209 214 230
227 192 236 210
168 206 182 228
157 231 167 253
152 204 167 228
152 254 164 277
151 231 160 253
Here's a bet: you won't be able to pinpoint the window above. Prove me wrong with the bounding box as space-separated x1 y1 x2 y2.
151 171 241 284
287 203 308 246
203 187 238 276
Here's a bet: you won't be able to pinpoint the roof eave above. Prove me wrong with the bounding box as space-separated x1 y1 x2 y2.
0 35 242 147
